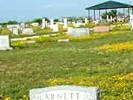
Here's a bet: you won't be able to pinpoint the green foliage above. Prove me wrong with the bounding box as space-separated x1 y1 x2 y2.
102 10 117 19
0 21 18 26
0 29 133 100
67 17 85 22
31 17 50 25
85 22 96 28
58 24 67 32
0 27 12 35
33 26 52 35
54 19 59 22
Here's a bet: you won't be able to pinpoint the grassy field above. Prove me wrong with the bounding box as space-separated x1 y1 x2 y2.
0 29 133 100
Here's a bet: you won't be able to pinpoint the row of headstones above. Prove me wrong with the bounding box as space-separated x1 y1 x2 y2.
3 18 89 35
41 18 89 32
6 23 35 35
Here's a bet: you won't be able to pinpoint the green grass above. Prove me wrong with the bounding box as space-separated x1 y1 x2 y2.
0 30 133 100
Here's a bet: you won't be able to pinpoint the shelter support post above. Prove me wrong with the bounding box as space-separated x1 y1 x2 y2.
88 10 90 21
116 9 118 22
128 8 130 17
99 10 101 20
132 8 133 14
94 10 96 21
123 8 125 19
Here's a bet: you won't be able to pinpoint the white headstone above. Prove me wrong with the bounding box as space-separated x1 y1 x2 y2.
30 86 99 100
45 21 48 26
110 16 113 22
85 18 88 24
22 28 35 35
130 14 133 30
7 24 20 31
0 35 12 50
67 28 90 36
63 18 68 29
58 39 69 42
31 23 39 27
12 28 19 35
21 23 25 29
52 24 59 32
42 18 46 29
50 19 54 29
106 15 109 22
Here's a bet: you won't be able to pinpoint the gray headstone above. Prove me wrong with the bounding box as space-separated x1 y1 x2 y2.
63 18 68 29
7 24 20 31
58 39 69 42
85 18 88 24
42 18 46 29
0 35 12 50
52 24 59 32
31 23 39 27
12 28 19 35
68 28 90 36
50 19 54 29
22 28 35 35
30 86 99 100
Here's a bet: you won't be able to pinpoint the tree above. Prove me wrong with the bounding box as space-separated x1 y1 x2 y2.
54 19 59 22
31 17 50 25
102 10 117 19
0 20 18 25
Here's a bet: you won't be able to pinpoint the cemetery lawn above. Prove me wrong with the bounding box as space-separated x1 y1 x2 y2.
0 30 133 100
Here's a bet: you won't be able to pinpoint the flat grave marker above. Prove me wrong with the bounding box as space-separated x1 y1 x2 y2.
93 26 109 33
30 85 99 100
67 28 90 36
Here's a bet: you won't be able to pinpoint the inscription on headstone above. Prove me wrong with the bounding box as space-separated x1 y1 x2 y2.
30 86 99 100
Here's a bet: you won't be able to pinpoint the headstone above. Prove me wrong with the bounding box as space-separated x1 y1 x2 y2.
12 28 19 35
50 19 54 29
130 14 133 30
52 24 59 32
73 23 85 27
85 18 88 24
30 86 99 100
93 26 110 33
7 24 20 31
45 21 48 26
106 15 109 22
31 23 39 27
63 18 68 29
93 20 99 25
58 39 69 42
21 23 25 29
22 28 35 35
42 18 46 29
67 27 90 36
0 35 12 50
110 16 113 22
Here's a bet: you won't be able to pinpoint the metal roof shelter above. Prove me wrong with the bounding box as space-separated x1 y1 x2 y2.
86 0 133 21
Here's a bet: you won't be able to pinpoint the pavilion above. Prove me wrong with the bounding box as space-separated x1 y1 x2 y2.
85 0 133 21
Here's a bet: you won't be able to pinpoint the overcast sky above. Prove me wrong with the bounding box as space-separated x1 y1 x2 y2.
0 0 132 22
